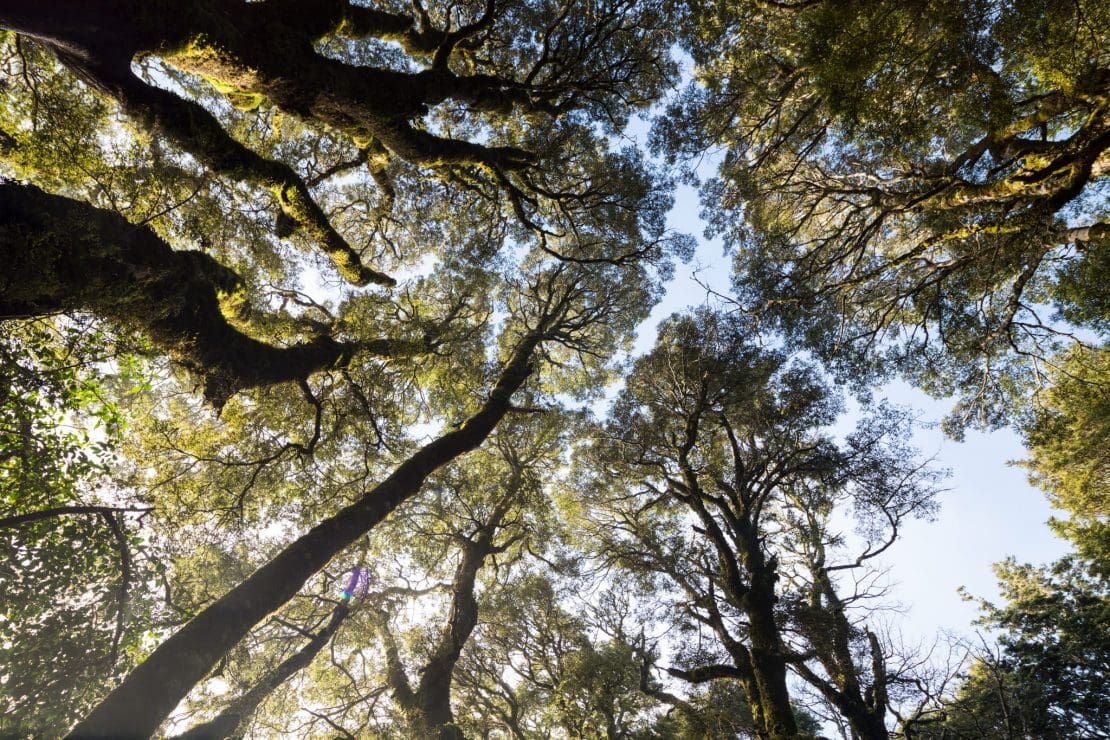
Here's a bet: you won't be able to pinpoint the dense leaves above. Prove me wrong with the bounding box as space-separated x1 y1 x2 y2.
1021 344 1110 574
0 321 153 731
920 556 1109 739
657 0 1109 431
0 0 1106 737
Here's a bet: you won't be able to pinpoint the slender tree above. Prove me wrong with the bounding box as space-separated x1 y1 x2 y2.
69 267 639 736
173 570 363 740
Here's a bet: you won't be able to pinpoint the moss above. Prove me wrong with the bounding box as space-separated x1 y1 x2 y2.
224 90 266 112
165 35 268 112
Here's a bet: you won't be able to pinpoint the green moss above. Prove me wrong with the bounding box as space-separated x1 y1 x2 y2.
166 35 268 112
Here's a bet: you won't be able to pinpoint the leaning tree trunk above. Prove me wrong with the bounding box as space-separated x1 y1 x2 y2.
174 584 355 740
67 328 544 738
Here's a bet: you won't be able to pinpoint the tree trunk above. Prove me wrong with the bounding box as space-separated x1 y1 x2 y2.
68 328 542 738
745 593 799 739
412 547 483 739
0 182 356 406
0 1 393 287
174 598 352 740
728 516 797 739
793 574 890 740
1 0 534 285
385 492 514 739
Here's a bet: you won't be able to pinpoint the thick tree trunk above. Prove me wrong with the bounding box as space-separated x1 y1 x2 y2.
139 0 536 169
725 516 798 738
174 597 352 740
742 567 798 739
0 1 393 287
0 182 356 406
747 616 798 738
1 0 533 278
672 462 798 739
68 327 543 738
703 512 795 738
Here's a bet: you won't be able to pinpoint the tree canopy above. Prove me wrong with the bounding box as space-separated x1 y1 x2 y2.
657 0 1108 431
931 555 1109 739
576 310 940 739
0 0 1106 738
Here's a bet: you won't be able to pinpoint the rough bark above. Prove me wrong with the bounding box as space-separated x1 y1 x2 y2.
408 546 485 738
666 519 798 738
68 324 546 738
0 0 545 284
736 527 797 739
139 0 538 168
0 181 359 406
0 1 394 286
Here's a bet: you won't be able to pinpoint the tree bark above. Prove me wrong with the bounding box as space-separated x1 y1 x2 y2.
173 596 352 740
675 453 798 739
1 0 538 285
0 1 393 287
0 181 357 406
734 524 796 738
68 325 545 738
379 484 516 739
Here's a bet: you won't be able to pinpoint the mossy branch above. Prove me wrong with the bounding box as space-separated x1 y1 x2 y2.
0 182 392 406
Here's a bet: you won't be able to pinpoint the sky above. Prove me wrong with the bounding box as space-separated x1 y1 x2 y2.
631 178 1071 649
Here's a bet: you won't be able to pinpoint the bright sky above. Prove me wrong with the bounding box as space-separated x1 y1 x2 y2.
633 179 1070 649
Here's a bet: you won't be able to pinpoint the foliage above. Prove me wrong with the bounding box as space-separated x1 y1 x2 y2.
576 309 942 738
455 574 667 738
1021 344 1110 574
0 0 1107 736
918 342 1110 738
0 319 153 732
921 556 1109 739
0 320 121 502
0 1 679 728
656 0 1110 432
